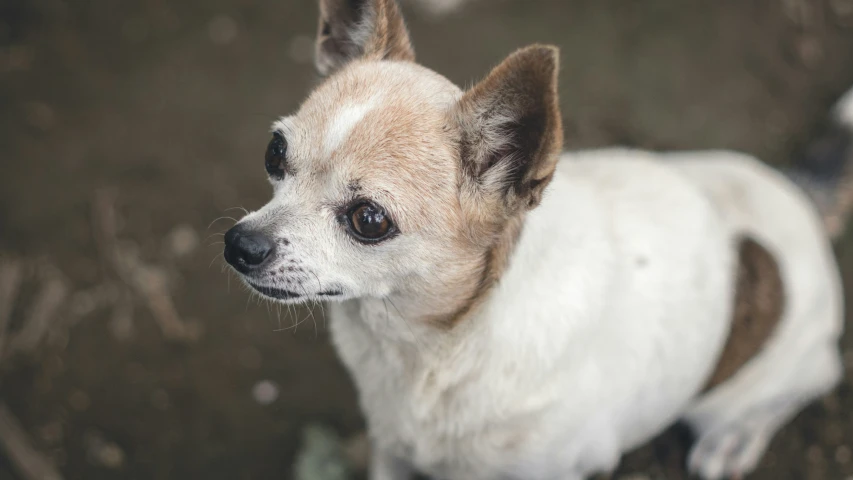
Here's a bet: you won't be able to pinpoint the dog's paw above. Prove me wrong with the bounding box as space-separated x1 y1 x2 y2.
687 424 771 480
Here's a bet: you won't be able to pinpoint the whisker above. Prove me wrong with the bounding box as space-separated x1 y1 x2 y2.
207 216 238 230
278 308 311 333
209 254 223 269
225 206 250 215
203 232 226 243
299 284 318 338
310 301 319 338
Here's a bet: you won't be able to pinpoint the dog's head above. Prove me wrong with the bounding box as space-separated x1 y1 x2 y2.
224 0 562 323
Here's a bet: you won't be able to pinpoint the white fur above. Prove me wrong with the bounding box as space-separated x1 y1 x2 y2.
324 98 380 156
328 149 843 480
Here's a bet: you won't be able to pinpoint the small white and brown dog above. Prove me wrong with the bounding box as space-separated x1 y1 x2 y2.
223 1 851 478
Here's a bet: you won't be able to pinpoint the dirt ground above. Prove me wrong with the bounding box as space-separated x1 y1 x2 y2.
2 0 853 479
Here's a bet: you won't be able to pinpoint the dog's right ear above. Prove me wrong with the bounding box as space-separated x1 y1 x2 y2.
454 45 562 231
315 0 415 76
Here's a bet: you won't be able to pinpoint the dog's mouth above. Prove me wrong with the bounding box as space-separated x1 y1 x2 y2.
247 282 343 301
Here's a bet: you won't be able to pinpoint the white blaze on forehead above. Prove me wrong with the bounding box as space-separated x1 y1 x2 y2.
324 97 381 156
834 86 853 127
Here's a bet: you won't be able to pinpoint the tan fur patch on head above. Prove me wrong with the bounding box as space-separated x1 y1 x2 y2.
702 237 785 392
292 60 464 237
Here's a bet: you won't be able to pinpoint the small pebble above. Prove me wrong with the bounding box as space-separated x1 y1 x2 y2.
807 445 825 464
794 35 823 69
252 380 279 405
69 390 90 412
167 224 199 257
84 431 125 469
208 15 238 45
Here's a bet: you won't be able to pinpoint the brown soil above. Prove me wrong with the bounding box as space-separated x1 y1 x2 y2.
1 0 853 479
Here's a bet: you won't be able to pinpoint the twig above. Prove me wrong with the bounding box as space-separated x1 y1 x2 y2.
92 189 200 342
130 264 200 341
6 268 68 357
0 402 64 480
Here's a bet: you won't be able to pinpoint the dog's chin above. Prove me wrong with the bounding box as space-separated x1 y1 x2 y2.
246 282 344 303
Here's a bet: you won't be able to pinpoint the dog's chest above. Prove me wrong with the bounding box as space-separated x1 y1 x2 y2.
328 303 535 476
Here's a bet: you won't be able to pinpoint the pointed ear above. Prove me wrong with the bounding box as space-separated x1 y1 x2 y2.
454 45 563 215
315 0 415 76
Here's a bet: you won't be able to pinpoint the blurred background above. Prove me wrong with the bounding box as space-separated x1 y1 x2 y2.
2 0 853 479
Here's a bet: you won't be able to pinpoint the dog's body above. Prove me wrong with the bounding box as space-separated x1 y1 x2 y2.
222 1 850 478
330 150 843 480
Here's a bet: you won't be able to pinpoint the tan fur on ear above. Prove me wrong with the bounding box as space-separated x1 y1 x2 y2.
316 0 415 76
454 45 563 241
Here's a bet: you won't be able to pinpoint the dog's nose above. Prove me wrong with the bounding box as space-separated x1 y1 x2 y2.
223 225 275 274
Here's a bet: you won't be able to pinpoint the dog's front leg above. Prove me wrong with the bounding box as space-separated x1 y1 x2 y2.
369 446 414 480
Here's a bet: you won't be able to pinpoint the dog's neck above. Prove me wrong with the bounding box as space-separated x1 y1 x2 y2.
349 214 526 350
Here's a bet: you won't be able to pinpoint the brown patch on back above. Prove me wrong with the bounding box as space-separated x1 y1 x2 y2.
702 237 785 392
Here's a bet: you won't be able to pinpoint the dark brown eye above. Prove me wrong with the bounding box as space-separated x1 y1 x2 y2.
265 132 287 179
347 202 395 242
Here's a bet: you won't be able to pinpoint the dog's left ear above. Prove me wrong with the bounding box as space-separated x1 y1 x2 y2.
455 45 563 221
315 0 415 76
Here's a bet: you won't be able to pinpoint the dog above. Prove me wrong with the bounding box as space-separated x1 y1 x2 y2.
222 1 851 478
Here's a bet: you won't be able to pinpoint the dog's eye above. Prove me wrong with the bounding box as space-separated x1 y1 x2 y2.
265 132 287 179
347 202 395 242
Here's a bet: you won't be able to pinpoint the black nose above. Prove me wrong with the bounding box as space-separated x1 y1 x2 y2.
223 225 275 273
